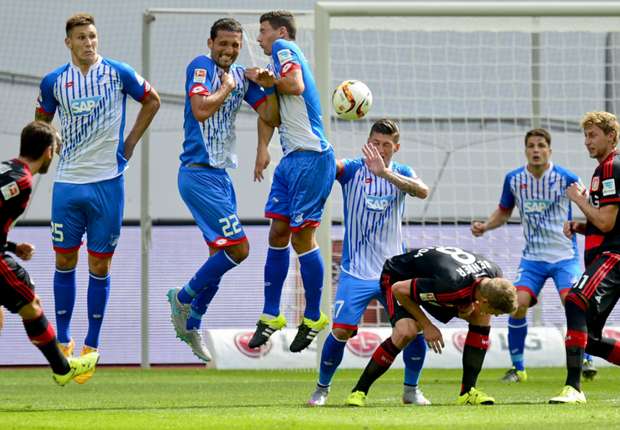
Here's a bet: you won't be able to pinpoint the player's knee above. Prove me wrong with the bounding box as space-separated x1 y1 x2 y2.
332 327 353 341
18 296 42 320
290 232 316 254
226 242 249 263
88 255 112 277
392 319 417 347
513 304 529 318
55 251 78 270
268 221 291 247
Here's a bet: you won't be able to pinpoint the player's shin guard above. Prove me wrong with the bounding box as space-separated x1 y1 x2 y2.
53 268 76 344
352 337 401 395
461 325 490 395
298 248 323 321
564 295 588 391
23 313 70 375
318 332 348 386
187 277 221 330
585 336 620 365
85 273 110 348
507 316 527 371
403 334 427 387
179 250 238 304
262 246 290 316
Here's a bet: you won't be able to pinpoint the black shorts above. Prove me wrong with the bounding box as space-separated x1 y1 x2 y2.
380 269 458 326
571 251 620 336
0 253 35 313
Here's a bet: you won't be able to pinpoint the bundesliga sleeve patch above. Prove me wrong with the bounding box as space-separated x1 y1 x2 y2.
602 178 616 196
193 68 207 84
1 181 20 200
277 49 294 65
419 292 436 302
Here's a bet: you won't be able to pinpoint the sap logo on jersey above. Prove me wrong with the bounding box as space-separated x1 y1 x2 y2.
70 96 102 116
365 194 394 212
523 199 551 214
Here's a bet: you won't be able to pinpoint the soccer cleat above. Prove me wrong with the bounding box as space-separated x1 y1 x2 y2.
345 390 367 407
402 386 431 405
74 346 98 384
57 338 75 358
248 314 287 348
167 288 191 341
549 385 587 404
289 312 330 353
501 367 528 383
182 329 212 363
456 387 495 405
582 359 598 381
53 351 100 386
307 385 330 406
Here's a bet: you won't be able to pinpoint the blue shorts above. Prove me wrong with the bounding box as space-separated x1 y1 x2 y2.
51 175 124 256
178 166 246 248
332 271 386 330
514 257 582 305
265 148 336 231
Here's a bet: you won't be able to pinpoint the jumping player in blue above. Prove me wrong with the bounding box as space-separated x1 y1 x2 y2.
245 11 337 352
306 119 431 406
471 128 597 382
166 18 279 361
35 13 160 381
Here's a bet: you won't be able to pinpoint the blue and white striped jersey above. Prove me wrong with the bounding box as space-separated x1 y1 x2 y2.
37 56 150 184
269 39 331 156
181 55 266 169
338 158 416 280
499 162 581 262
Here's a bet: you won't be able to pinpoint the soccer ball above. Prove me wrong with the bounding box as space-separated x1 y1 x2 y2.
331 80 372 120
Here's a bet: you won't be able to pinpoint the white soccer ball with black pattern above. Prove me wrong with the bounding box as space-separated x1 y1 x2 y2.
331 80 372 120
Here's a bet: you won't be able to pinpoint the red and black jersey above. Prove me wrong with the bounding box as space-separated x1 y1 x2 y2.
382 246 503 308
0 159 32 250
584 151 620 266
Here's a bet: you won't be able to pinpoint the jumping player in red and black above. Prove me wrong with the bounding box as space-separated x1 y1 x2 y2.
344 246 517 406
0 121 99 385
550 111 620 404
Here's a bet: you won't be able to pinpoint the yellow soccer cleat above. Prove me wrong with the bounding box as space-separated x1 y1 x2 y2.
501 367 528 383
289 312 330 352
58 339 75 358
345 390 367 407
549 385 587 404
248 314 288 349
456 387 495 405
53 351 100 386
74 346 98 384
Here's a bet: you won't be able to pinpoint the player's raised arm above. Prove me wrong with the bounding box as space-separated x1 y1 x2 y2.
471 206 512 237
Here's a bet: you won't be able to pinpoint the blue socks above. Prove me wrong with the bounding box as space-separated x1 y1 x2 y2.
85 273 110 349
403 333 427 386
53 268 76 344
186 277 221 330
299 247 323 321
262 246 290 316
318 332 347 386
508 316 528 371
178 251 237 304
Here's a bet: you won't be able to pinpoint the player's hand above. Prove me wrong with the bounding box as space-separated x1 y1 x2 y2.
245 68 276 89
566 182 587 203
470 221 486 237
362 143 387 177
15 243 35 261
254 147 271 182
422 323 444 353
219 71 236 93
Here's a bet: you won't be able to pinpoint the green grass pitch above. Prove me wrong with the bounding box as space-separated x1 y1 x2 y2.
1 367 619 429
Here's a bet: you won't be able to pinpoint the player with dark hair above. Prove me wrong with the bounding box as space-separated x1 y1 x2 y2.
0 121 99 385
245 10 337 352
472 128 595 382
35 13 160 381
344 246 518 407
166 17 278 361
307 119 431 406
550 111 620 404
